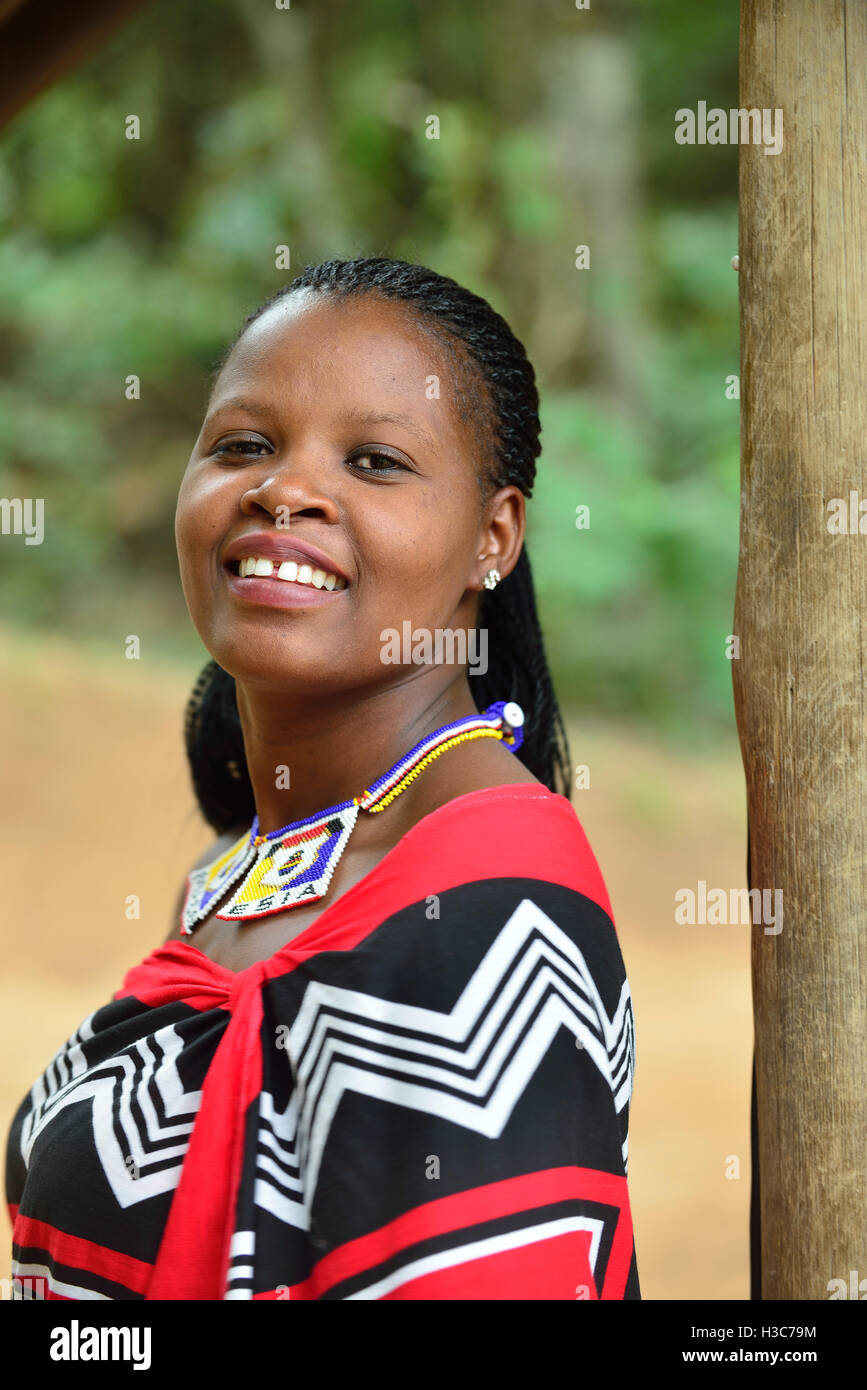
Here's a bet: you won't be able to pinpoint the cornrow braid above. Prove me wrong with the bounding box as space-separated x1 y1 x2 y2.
184 658 255 834
184 258 573 833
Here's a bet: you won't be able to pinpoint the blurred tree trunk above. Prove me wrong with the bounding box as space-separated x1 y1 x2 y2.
0 0 151 132
533 27 648 426
232 0 353 255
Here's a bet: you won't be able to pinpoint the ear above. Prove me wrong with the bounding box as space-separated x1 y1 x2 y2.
470 486 525 590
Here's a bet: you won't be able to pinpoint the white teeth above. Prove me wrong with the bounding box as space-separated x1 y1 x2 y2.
235 556 346 590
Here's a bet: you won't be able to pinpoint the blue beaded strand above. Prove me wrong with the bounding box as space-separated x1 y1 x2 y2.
248 699 524 844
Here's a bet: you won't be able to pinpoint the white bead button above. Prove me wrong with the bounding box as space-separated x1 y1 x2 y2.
502 702 524 729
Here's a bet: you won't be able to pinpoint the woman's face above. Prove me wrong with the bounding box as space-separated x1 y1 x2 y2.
175 291 513 695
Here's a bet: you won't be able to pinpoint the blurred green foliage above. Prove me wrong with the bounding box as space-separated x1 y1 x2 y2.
0 0 740 735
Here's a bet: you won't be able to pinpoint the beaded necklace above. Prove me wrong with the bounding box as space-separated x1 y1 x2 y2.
180 700 525 932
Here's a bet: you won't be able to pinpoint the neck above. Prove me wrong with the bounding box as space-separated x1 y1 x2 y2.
234 673 485 836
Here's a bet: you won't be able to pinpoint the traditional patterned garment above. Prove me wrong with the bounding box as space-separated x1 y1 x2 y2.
6 784 639 1300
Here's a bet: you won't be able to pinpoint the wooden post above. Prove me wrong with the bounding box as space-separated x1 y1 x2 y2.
736 1 867 1300
0 0 151 133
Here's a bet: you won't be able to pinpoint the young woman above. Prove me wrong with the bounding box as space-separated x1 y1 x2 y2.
6 258 639 1299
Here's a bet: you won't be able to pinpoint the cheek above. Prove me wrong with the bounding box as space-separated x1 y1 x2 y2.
174 473 226 606
408 493 476 573
176 470 232 551
365 496 475 615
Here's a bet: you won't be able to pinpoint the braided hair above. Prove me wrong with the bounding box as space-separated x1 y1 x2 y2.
184 258 573 833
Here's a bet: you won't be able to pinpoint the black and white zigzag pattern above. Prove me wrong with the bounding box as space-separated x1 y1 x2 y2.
225 1229 260 1300
345 1213 608 1300
20 1012 203 1207
251 896 634 1231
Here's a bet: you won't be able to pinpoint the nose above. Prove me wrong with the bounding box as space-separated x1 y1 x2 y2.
238 450 340 526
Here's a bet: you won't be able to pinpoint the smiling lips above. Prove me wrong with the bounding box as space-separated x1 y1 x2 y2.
233 556 348 591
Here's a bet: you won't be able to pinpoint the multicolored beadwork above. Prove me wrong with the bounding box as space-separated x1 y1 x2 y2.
180 700 524 931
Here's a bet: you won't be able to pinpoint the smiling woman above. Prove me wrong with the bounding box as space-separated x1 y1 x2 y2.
6 258 640 1301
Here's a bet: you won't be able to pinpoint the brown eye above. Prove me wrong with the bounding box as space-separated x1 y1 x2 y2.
214 438 269 459
349 450 409 475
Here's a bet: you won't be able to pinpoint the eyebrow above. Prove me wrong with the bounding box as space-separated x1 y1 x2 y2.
338 410 436 450
206 400 436 450
206 396 272 420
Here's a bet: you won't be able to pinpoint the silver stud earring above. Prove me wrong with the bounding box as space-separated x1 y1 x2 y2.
483 568 501 590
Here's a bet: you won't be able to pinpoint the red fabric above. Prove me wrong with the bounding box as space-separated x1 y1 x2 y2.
281 1167 632 1301
119 784 615 1012
9 785 638 1300
114 786 616 1300
13 1215 152 1295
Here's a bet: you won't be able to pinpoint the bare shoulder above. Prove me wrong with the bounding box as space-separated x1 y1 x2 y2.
393 737 544 837
439 736 543 791
163 824 248 944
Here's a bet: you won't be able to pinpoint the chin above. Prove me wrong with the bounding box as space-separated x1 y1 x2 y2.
204 635 340 694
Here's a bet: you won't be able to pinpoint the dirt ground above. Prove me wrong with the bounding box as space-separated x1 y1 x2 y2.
0 622 751 1299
